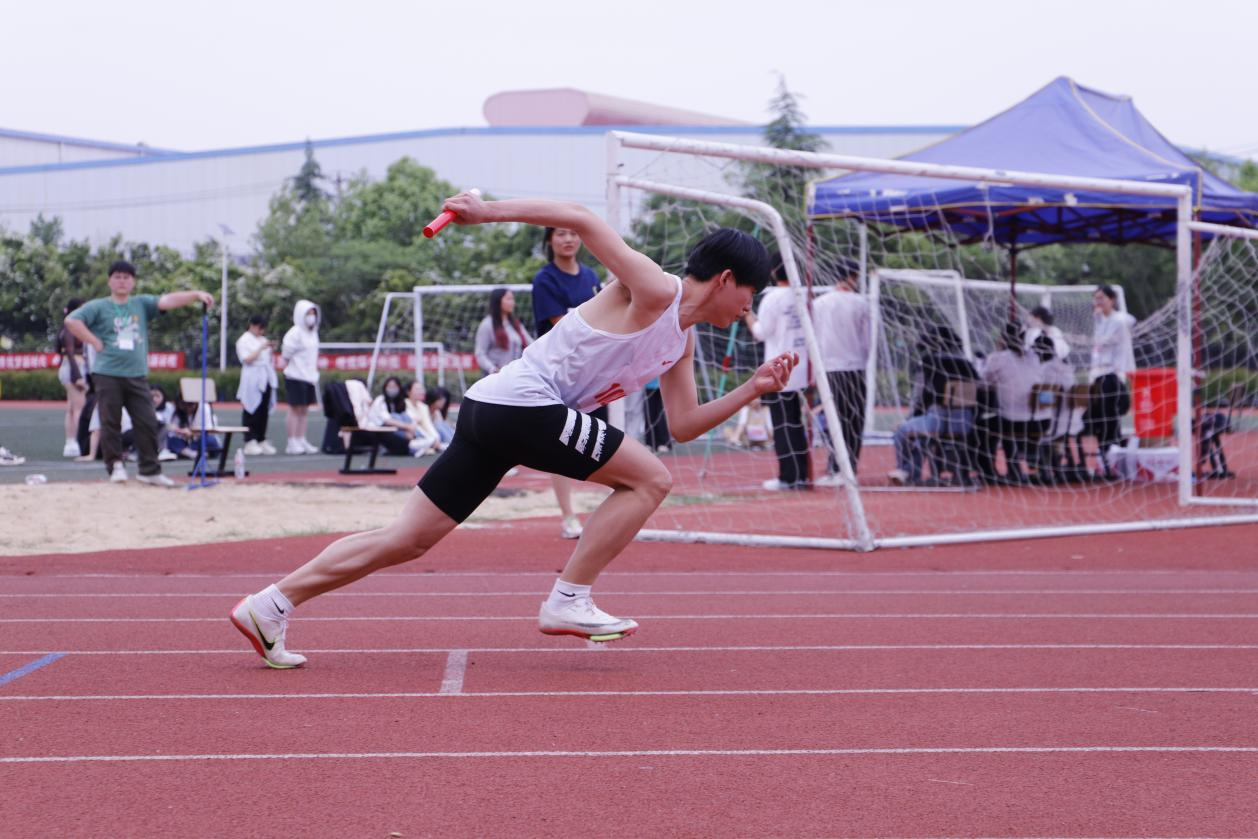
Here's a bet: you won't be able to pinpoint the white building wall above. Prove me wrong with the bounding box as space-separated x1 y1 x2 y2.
0 131 166 167
0 126 956 253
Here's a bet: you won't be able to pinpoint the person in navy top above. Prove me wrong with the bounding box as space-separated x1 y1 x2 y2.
532 227 605 537
532 227 602 336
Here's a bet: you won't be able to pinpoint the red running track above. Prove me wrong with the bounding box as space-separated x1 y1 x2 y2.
2 523 1257 836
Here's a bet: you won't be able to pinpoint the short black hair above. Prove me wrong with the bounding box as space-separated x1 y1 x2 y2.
108 260 137 278
1029 305 1054 326
1032 333 1056 362
1003 321 1025 356
834 255 861 283
682 228 771 293
1097 283 1118 302
249 314 269 327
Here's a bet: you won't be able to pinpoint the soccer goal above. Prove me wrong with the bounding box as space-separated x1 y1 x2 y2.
366 285 536 394
606 130 1258 551
865 270 1120 439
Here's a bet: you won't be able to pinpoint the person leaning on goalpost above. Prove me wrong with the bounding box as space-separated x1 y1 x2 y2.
230 192 800 667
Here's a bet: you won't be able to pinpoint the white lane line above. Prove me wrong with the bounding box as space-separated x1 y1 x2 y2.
2 687 1255 702
4 613 1258 623
439 650 468 695
3 644 1257 656
5 589 1257 597
3 746 1257 764
14 570 1258 579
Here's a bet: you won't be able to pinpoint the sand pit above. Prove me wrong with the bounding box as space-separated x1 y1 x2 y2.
0 482 609 556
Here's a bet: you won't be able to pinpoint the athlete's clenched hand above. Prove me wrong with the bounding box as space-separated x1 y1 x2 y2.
752 352 799 395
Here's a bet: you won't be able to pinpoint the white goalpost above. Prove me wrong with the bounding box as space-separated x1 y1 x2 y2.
864 270 1124 439
604 130 1258 551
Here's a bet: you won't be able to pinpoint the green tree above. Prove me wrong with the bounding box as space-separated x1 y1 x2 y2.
293 140 329 208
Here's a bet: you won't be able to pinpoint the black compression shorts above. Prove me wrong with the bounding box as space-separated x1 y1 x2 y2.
418 399 622 523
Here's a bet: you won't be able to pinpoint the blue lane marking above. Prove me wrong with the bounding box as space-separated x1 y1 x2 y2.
0 653 65 686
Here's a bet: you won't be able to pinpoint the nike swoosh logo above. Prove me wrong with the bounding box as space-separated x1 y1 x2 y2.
249 611 277 651
270 597 286 615
558 591 577 598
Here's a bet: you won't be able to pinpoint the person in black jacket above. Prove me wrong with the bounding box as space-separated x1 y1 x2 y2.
888 324 979 485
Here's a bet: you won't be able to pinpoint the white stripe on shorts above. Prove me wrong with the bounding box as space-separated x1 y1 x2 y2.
558 408 578 446
574 412 592 454
591 418 608 462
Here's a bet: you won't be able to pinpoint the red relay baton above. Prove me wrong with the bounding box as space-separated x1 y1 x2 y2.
423 187 481 238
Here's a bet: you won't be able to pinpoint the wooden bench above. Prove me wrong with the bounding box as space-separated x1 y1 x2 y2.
179 378 250 478
336 425 398 476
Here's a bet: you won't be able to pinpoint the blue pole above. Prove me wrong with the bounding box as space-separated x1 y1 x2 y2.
188 303 216 490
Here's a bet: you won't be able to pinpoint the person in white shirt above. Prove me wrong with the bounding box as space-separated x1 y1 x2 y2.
236 315 279 456
231 192 798 668
404 379 443 457
1088 284 1136 479
280 300 321 455
1031 333 1077 483
365 376 432 456
1024 306 1072 362
980 323 1046 484
810 260 870 485
744 268 810 490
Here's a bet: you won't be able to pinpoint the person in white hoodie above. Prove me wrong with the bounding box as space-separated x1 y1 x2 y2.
236 314 279 456
280 300 321 454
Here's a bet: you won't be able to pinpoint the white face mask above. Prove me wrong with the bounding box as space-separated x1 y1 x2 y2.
305 314 317 327
384 387 400 398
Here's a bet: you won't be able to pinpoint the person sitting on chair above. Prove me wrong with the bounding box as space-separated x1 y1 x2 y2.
980 323 1047 485
888 325 978 486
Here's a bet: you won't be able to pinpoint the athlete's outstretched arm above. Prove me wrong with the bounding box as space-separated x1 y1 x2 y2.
658 332 798 443
441 192 677 311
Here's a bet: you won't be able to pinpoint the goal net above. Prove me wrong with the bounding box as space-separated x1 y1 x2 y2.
606 131 1258 550
366 285 536 395
1164 222 1258 508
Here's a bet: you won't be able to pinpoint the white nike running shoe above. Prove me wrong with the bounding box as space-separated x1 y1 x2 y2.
230 595 307 669
560 516 583 540
538 598 638 642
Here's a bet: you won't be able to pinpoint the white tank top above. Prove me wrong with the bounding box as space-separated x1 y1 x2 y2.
466 275 688 413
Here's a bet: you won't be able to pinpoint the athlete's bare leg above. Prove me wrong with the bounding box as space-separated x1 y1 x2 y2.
551 474 576 518
277 489 458 606
556 436 672 585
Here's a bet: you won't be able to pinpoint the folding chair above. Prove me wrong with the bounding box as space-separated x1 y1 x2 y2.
1198 381 1247 480
1026 383 1063 484
1062 383 1094 482
179 378 249 478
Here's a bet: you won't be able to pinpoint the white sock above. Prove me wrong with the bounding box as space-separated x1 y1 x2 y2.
548 579 591 606
254 584 295 619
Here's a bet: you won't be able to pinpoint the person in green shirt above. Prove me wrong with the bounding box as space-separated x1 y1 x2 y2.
64 260 214 486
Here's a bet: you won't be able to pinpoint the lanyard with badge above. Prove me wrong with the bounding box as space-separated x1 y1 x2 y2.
114 301 136 351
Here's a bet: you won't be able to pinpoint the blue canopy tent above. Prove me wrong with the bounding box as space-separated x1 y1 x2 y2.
808 77 1258 255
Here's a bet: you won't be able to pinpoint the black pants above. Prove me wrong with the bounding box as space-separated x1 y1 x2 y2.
643 388 671 450
824 370 866 475
763 389 810 486
94 374 161 476
1088 373 1125 458
77 389 97 456
242 386 272 442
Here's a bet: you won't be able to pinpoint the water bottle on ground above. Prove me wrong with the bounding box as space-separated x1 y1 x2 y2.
234 448 246 480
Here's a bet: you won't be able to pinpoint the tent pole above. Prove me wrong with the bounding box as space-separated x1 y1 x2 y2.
1007 244 1019 326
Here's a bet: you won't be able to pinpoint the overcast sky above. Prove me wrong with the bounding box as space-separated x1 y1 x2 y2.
6 0 1256 158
